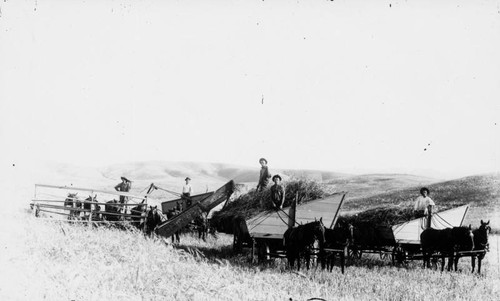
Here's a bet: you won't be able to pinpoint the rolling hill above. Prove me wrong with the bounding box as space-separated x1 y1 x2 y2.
341 173 500 231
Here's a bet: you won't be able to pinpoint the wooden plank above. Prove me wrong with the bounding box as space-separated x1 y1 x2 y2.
33 200 144 207
251 233 284 239
161 192 213 214
249 226 287 236
35 184 148 200
155 181 234 238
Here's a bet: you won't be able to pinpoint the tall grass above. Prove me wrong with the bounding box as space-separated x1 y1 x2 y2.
5 208 499 301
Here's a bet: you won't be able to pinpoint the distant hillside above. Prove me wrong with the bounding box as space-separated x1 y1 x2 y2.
343 173 500 231
101 161 349 187
324 174 439 199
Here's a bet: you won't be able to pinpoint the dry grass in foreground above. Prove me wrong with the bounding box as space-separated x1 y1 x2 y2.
1 209 499 301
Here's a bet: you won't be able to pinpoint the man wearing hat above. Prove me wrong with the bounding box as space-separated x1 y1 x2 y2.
115 177 132 213
182 177 194 207
256 158 271 192
414 187 435 218
270 174 285 209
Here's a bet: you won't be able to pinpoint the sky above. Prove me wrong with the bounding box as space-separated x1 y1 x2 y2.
1 0 499 179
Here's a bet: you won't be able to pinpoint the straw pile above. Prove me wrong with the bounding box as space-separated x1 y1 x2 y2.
211 178 326 232
337 206 417 227
337 203 464 227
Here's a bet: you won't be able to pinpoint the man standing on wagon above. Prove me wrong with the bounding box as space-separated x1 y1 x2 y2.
115 176 132 212
256 157 271 192
413 187 435 218
182 177 194 207
270 174 285 209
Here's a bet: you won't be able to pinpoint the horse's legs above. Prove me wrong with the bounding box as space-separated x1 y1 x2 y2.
471 255 476 273
454 255 459 271
330 252 336 272
340 252 345 274
320 250 326 270
440 255 445 272
477 256 482 274
304 256 308 271
297 251 301 271
447 254 454 272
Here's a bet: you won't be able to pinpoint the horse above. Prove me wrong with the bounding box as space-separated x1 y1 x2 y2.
145 206 164 236
470 220 491 274
349 222 381 258
453 220 491 273
166 202 183 243
130 201 147 229
283 218 326 271
420 226 474 272
103 199 122 222
232 215 251 253
321 222 353 274
193 212 209 241
82 195 100 221
64 193 82 219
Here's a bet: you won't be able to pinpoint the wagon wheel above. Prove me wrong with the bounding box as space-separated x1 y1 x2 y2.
392 246 407 265
257 242 270 262
379 251 390 260
348 247 362 259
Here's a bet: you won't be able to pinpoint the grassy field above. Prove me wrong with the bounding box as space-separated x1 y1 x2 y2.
1 164 499 300
1 206 499 301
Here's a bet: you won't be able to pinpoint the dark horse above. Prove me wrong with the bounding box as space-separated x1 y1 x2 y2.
284 218 326 271
130 201 147 229
471 220 491 274
321 222 353 274
103 199 122 222
64 193 82 219
82 195 100 221
454 220 491 273
193 212 209 241
166 202 183 243
145 206 164 236
420 226 474 272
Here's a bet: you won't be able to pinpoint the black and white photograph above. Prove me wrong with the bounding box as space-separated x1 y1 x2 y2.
1 0 499 300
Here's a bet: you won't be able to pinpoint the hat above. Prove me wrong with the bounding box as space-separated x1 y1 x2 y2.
121 177 132 183
259 158 268 164
185 177 191 181
420 187 430 195
272 174 282 181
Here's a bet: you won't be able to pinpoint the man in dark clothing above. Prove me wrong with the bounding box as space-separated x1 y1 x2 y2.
115 177 132 213
270 174 285 209
256 158 271 192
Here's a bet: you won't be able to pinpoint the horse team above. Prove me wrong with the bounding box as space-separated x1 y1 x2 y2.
63 192 491 274
283 219 490 274
62 193 208 242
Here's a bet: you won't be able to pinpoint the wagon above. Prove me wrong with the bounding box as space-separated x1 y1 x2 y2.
346 204 485 264
244 192 347 264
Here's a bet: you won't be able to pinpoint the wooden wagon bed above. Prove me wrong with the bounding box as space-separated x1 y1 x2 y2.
245 192 347 262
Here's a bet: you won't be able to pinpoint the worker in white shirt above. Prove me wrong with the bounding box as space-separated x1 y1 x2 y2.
414 187 435 218
182 177 194 207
